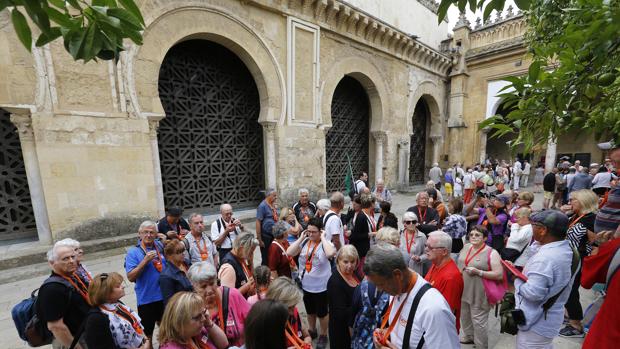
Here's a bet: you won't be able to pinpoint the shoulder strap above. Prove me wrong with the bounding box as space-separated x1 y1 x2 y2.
323 212 336 225
605 245 620 289
217 218 222 232
543 245 580 313
402 283 432 349
222 286 230 328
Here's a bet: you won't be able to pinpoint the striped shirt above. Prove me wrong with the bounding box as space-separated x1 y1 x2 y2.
595 184 620 233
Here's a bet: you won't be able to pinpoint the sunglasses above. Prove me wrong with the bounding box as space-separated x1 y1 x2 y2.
404 220 417 224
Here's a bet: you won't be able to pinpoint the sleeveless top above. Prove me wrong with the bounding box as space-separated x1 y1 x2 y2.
220 252 247 289
458 243 493 307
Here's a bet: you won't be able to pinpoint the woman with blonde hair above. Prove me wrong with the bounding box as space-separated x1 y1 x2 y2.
218 233 259 297
266 277 312 347
188 262 250 347
375 226 400 246
160 239 192 305
559 189 599 338
158 292 228 349
85 272 147 349
280 207 302 243
327 245 360 349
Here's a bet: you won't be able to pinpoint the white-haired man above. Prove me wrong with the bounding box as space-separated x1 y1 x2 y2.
292 188 317 230
37 242 91 349
211 204 244 261
186 213 219 268
424 231 464 332
406 191 440 236
125 220 166 348
372 179 393 213
429 163 442 190
324 192 345 250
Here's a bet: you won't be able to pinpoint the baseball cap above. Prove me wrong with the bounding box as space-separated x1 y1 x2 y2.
530 210 569 234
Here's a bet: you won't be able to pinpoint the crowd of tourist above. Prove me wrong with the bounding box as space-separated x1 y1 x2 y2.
27 145 620 349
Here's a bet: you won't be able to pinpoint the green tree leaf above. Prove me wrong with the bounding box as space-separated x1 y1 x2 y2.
11 8 32 51
43 6 76 28
514 0 531 10
35 27 62 46
437 0 454 23
107 7 142 30
118 0 144 24
528 61 541 84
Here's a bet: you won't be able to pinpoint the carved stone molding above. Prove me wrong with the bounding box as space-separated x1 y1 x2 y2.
146 114 164 139
10 115 35 141
372 131 387 143
261 121 277 136
398 137 410 147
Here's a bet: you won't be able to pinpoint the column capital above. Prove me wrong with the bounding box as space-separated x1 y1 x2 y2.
261 121 277 135
10 114 35 141
146 114 164 139
371 131 387 142
398 137 410 147
429 134 442 143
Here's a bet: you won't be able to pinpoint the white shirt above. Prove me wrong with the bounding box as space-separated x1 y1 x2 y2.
523 162 531 174
463 173 474 189
513 161 522 175
324 209 345 247
298 238 332 293
388 276 460 349
507 223 533 266
355 180 366 194
185 232 218 265
210 216 240 249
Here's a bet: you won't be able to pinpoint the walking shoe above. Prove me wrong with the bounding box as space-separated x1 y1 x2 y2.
559 325 584 338
316 335 328 349
459 338 474 344
308 328 318 340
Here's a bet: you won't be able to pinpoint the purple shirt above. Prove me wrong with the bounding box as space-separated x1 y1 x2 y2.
477 208 509 243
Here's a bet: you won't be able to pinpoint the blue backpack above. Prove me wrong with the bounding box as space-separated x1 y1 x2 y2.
352 280 390 349
12 276 72 347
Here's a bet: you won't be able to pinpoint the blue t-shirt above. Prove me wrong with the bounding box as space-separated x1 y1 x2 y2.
257 200 276 238
125 241 166 306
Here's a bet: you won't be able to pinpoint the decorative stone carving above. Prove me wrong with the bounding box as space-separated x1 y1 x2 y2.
475 17 482 29
10 115 35 141
495 11 503 23
506 5 514 18
453 12 471 30
416 0 440 14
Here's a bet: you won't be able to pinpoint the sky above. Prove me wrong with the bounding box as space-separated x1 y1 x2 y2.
446 0 517 32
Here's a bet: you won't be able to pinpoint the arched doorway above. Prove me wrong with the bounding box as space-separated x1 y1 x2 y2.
409 99 429 185
485 101 519 162
0 109 37 241
326 76 370 193
157 40 264 212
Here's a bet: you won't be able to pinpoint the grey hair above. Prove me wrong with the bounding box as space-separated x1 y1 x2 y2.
188 261 218 283
415 191 429 200
329 191 344 206
363 243 407 277
265 188 277 196
56 238 80 249
139 220 157 232
298 188 309 196
402 211 418 222
272 221 292 239
47 241 76 262
428 230 452 251
220 203 232 213
316 199 331 211
266 277 303 308
375 227 400 246
233 233 259 258
376 178 384 185
188 213 203 224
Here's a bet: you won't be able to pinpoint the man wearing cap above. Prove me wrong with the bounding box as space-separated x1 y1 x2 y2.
477 195 510 252
514 210 577 348
157 207 190 238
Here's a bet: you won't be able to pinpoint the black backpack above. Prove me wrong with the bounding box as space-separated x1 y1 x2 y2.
12 275 73 347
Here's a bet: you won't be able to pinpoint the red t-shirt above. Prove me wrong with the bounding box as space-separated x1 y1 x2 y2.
424 259 464 331
268 240 292 278
581 238 620 349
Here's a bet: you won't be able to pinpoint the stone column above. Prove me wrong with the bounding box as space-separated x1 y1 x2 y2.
372 131 386 183
147 116 165 217
10 114 52 244
430 135 442 165
398 137 410 186
545 136 557 173
262 122 277 190
479 129 488 164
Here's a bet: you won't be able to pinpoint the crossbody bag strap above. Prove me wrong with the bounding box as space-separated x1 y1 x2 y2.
543 246 580 315
605 245 620 290
402 283 432 349
222 286 230 329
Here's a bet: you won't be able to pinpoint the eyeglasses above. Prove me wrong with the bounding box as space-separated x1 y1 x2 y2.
404 220 417 224
468 232 483 238
424 244 446 250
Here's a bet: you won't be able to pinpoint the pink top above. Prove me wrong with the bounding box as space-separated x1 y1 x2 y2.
159 327 216 349
212 286 250 347
246 291 267 306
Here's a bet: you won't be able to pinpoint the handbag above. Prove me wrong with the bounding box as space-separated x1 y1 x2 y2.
498 292 518 335
482 248 508 305
500 242 529 263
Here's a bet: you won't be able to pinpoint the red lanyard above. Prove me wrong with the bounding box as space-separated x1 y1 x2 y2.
61 274 90 305
405 231 416 254
304 240 319 272
99 304 144 336
268 203 278 221
237 256 252 280
274 241 297 269
365 210 376 231
195 238 209 261
376 273 418 346
569 214 586 228
192 337 210 349
464 245 487 267
140 241 162 272
417 207 427 223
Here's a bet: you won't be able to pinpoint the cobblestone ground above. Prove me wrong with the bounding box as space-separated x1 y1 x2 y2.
1 185 589 348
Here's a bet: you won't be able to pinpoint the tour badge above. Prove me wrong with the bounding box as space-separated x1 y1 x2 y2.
153 260 163 272
201 253 208 261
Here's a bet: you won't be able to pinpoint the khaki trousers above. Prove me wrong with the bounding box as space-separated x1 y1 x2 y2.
460 300 491 349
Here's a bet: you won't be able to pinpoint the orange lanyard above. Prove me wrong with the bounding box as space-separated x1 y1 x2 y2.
140 241 162 272
464 245 486 267
195 238 209 261
62 274 90 305
376 273 418 345
99 304 144 335
569 214 586 228
285 322 311 349
304 240 319 272
268 202 278 221
405 231 416 254
215 293 225 331
192 338 210 349
238 257 252 280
